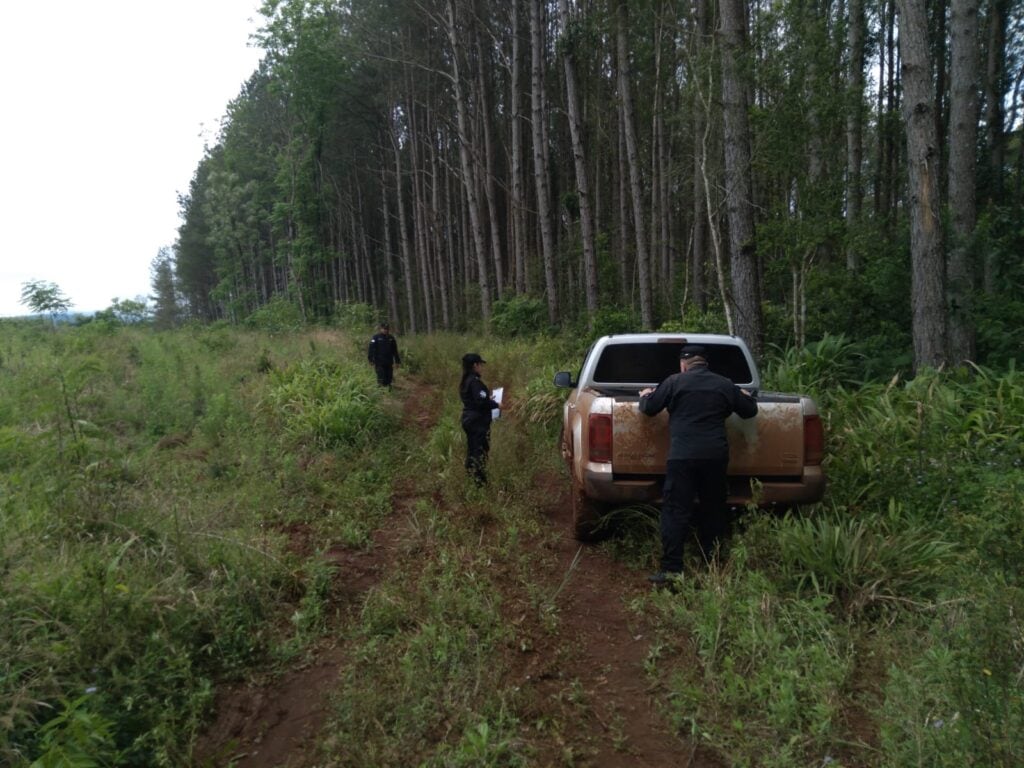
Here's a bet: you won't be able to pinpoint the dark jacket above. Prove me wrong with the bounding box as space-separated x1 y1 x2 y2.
460 372 499 426
368 333 401 366
638 365 758 460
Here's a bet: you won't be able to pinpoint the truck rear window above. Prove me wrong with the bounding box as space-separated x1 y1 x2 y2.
593 343 753 385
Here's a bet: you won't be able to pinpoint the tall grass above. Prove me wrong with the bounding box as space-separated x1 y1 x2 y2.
5 319 1021 766
0 321 391 765
637 341 1024 766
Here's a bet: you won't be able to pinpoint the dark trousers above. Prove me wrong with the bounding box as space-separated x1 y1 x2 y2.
462 417 491 485
660 458 730 572
374 364 394 387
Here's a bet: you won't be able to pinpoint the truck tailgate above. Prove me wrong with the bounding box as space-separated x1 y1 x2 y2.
610 398 805 476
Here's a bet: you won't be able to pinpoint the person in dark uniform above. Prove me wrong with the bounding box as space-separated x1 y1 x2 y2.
367 323 401 388
459 352 500 485
638 344 758 584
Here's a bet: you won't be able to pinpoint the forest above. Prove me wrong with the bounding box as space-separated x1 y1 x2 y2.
168 0 1024 372
2 0 1024 765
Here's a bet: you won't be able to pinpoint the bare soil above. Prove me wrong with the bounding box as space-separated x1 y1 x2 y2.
193 380 723 767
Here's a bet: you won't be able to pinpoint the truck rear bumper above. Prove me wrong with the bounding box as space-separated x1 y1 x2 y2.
582 465 826 507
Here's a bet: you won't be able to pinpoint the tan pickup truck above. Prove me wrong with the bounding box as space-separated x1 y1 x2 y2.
554 333 826 539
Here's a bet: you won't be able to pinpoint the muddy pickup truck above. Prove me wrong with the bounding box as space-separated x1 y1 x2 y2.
554 333 826 539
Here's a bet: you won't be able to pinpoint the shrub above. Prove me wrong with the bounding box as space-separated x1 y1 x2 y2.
490 296 549 338
333 301 377 331
267 358 392 450
244 297 304 333
772 505 956 613
762 333 861 395
589 306 638 338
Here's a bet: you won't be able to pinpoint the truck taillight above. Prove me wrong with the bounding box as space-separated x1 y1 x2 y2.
588 413 613 463
804 414 824 465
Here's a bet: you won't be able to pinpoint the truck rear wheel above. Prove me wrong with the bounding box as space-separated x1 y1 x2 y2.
571 477 605 541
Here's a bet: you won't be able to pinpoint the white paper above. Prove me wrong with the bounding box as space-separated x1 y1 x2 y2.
492 387 503 420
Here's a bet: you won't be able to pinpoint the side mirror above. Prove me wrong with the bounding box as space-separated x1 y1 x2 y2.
553 371 576 388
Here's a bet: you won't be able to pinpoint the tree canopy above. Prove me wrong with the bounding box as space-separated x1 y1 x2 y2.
20 280 72 324
172 0 1024 371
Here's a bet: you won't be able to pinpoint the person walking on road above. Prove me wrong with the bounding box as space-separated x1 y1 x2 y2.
459 352 500 486
638 344 758 585
368 323 401 388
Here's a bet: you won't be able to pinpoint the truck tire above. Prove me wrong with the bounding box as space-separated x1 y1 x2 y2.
571 477 605 541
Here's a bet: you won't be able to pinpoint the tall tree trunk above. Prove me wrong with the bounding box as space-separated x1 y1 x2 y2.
408 98 436 333
983 0 1008 293
444 156 460 326
947 0 979 363
846 0 866 270
899 0 948 369
933 0 949 197
445 0 493 322
617 110 631 305
530 0 560 323
617 0 653 329
690 0 711 312
428 134 452 329
379 162 401 328
392 127 418 334
558 0 599 326
650 8 670 307
510 0 528 295
719 0 763 356
475 32 506 302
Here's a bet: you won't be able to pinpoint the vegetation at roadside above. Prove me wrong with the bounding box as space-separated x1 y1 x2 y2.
641 339 1024 767
2 317 1021 767
0 319 393 765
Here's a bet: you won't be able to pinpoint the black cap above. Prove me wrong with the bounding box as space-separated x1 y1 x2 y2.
680 344 706 359
380 322 390 330
462 352 486 365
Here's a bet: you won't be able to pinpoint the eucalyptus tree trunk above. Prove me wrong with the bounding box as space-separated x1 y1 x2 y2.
650 10 669 307
846 0 866 270
617 112 631 304
898 0 948 370
933 0 949 192
428 134 451 329
876 0 899 224
616 0 653 329
947 0 979 363
510 0 528 295
444 156 460 326
409 103 435 334
558 0 599 327
690 0 711 312
357 187 378 307
530 0 559 323
983 0 1007 293
379 163 401 328
697 80 734 335
475 32 506 302
391 127 418 334
985 0 1007 196
718 0 763 356
445 0 492 322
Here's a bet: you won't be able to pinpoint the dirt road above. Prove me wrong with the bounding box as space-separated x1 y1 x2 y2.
195 379 720 767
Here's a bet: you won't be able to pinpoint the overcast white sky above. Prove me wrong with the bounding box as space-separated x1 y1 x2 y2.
0 1 265 317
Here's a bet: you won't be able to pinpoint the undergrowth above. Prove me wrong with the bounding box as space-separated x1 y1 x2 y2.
5 321 1021 767
0 321 390 766
636 337 1024 766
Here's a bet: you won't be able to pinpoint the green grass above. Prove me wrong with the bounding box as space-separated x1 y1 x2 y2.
0 320 392 766
3 320 1022 767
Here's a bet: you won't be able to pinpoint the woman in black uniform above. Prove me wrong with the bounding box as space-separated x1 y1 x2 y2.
459 353 500 485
